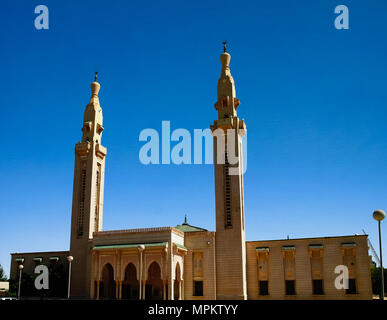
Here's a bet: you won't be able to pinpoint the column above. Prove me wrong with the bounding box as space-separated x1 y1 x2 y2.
116 251 121 299
142 280 146 300
169 243 174 300
96 280 100 300
119 280 123 300
115 280 119 299
163 280 167 300
179 281 182 300
138 245 145 299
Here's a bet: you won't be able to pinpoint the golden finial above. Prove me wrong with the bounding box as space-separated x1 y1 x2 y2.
222 41 227 53
90 71 100 97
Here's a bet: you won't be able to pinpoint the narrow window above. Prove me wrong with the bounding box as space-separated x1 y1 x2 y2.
282 247 296 295
346 279 357 294
193 281 203 296
309 248 324 295
259 281 269 295
77 168 87 237
257 249 269 295
224 152 232 228
94 165 101 233
341 245 357 294
312 279 324 295
285 280 296 295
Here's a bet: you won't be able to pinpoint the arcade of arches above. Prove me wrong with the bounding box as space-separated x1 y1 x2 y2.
93 245 185 300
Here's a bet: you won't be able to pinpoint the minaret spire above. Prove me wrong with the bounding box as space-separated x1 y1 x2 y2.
89 72 101 104
69 73 107 297
83 72 103 143
210 44 247 300
217 43 236 103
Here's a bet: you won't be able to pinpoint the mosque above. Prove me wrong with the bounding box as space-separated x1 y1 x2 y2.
10 47 372 300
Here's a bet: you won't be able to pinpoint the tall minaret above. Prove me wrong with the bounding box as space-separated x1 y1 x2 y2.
210 43 247 300
69 73 107 298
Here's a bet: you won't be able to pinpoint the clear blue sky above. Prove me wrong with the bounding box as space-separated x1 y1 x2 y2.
1 0 387 277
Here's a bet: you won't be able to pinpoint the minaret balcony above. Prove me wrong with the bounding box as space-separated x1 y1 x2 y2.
211 118 246 136
212 117 235 131
75 142 91 157
95 144 107 159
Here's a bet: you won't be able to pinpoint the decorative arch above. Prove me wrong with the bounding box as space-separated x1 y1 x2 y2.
100 263 115 299
145 258 162 280
123 262 138 280
145 261 163 300
98 255 116 281
143 253 165 280
120 255 139 281
122 263 138 300
174 262 182 300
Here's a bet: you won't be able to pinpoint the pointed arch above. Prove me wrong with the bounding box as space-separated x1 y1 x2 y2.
100 263 115 299
122 263 138 300
174 262 182 300
145 261 163 300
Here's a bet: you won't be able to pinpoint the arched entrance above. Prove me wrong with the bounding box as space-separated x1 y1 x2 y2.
145 261 163 300
100 263 115 299
174 263 181 300
122 263 138 300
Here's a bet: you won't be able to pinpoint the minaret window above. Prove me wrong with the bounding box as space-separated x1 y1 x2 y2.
240 141 245 230
94 165 101 233
77 168 87 237
224 152 232 228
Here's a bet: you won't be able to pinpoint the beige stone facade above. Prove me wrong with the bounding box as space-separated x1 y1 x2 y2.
9 51 373 300
246 236 372 300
